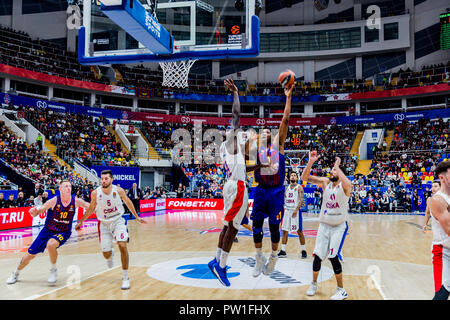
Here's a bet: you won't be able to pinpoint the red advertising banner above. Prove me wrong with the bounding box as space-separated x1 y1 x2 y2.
165 199 224 210
0 207 34 231
140 199 156 213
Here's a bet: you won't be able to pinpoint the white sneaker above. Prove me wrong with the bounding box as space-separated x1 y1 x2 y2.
253 254 267 278
6 272 18 285
121 277 130 290
107 249 114 269
262 254 278 276
330 287 348 300
48 268 57 284
306 282 318 296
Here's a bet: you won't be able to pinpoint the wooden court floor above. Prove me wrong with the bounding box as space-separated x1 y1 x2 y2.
0 210 439 300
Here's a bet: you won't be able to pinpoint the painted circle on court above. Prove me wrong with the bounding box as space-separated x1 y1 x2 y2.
146 256 333 289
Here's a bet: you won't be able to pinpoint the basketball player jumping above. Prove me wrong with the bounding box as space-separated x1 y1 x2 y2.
422 180 443 294
429 161 450 300
301 152 351 300
7 180 90 285
208 79 269 286
75 170 147 290
251 83 293 278
278 171 307 259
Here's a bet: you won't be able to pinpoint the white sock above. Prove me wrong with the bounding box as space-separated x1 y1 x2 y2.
14 268 20 275
219 251 229 269
256 248 262 256
51 264 57 270
216 248 222 262
301 245 306 251
122 270 128 279
281 244 286 251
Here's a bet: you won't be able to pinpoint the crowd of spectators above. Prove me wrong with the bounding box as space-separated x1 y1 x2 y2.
1 25 449 99
18 105 136 167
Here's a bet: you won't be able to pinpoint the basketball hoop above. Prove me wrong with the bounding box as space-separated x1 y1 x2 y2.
159 59 198 88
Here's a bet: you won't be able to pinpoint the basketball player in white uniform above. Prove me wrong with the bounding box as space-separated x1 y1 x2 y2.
422 180 443 294
208 79 268 287
429 161 450 300
301 151 351 300
75 170 146 290
278 172 307 259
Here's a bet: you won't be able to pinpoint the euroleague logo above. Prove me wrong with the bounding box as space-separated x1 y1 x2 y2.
231 25 240 35
146 256 333 289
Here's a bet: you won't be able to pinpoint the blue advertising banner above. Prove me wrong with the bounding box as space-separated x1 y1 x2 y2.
90 166 140 190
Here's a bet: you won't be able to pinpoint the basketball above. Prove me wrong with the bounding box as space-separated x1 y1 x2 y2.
278 70 296 88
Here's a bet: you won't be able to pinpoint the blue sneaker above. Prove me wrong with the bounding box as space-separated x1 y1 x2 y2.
208 258 218 278
212 262 230 287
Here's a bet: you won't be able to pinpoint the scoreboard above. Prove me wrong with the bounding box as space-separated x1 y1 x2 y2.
441 12 450 50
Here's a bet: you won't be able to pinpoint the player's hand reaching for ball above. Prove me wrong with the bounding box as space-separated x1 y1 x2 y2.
284 84 294 97
308 150 320 163
224 79 238 93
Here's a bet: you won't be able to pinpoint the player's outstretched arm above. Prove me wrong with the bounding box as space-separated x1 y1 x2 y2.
75 190 97 230
429 195 450 236
75 197 91 210
301 151 329 188
29 196 57 217
333 157 352 197
117 187 147 224
278 84 294 154
225 79 240 130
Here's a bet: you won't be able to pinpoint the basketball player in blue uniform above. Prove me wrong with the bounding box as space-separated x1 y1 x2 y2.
6 180 90 285
250 83 294 277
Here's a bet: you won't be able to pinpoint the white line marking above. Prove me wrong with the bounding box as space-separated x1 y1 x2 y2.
24 266 120 300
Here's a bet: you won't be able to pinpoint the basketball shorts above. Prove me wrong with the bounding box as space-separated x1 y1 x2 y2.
222 180 248 230
443 247 450 292
251 185 285 225
281 208 302 232
98 217 129 252
28 227 71 255
313 221 348 260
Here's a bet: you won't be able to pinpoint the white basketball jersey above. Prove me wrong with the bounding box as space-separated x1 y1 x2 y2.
431 191 450 249
285 184 300 210
220 139 246 182
96 185 125 222
319 182 349 226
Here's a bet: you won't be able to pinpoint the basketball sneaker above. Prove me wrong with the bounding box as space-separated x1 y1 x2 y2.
107 249 114 269
212 262 230 287
253 254 267 277
48 268 57 284
330 287 348 300
306 281 318 296
121 277 130 290
277 250 287 258
262 254 278 276
208 257 218 278
301 250 307 259
6 271 18 285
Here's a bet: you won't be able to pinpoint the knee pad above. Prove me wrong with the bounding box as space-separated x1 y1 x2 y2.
329 256 342 275
269 223 280 243
313 255 322 272
252 220 264 243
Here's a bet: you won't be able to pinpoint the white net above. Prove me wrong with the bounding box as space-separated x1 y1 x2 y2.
159 59 198 88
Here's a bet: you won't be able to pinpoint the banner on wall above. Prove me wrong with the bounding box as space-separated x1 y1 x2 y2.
0 207 34 231
140 199 156 213
165 199 224 210
90 166 140 190
2 92 450 128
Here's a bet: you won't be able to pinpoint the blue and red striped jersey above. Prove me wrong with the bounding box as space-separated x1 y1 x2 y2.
254 145 285 188
45 196 76 232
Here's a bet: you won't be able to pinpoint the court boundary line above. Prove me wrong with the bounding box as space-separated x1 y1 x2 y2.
24 265 121 300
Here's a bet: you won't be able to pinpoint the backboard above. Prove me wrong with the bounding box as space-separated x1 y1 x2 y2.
78 0 259 65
